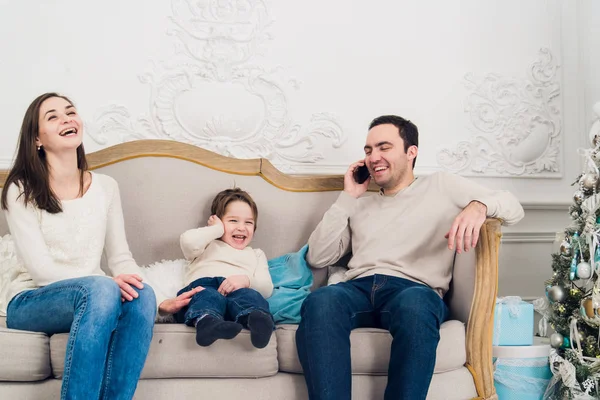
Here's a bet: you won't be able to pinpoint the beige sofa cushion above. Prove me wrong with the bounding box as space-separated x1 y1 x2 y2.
50 323 279 379
276 320 466 374
0 319 51 381
0 370 478 400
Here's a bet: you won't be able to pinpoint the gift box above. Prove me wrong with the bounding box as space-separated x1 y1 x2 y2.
493 341 551 400
493 296 534 346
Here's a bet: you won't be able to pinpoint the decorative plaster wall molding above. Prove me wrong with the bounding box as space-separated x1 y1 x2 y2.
87 0 346 171
501 231 557 243
520 201 570 211
437 48 562 178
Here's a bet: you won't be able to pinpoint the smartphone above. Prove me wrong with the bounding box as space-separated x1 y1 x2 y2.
353 164 370 184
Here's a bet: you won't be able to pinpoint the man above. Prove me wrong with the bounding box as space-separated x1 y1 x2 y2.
296 115 524 400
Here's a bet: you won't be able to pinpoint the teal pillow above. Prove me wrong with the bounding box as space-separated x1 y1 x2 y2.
266 245 313 324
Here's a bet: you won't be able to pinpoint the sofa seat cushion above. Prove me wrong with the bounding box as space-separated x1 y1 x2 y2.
50 323 279 379
276 320 466 374
0 318 51 382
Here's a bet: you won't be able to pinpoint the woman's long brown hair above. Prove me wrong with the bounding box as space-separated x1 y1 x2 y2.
1 92 88 213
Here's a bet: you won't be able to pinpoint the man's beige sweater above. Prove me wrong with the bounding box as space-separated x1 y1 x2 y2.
307 171 524 297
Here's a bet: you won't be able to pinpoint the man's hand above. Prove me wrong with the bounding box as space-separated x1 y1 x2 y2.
344 160 371 199
207 215 223 228
113 274 145 302
218 275 250 296
158 286 204 314
445 201 487 253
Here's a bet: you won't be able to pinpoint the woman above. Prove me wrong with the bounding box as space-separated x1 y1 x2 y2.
0 93 200 400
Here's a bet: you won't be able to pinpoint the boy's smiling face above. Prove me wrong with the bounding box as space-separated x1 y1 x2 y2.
220 200 255 250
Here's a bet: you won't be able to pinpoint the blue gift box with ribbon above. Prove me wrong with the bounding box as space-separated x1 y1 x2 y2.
493 296 534 346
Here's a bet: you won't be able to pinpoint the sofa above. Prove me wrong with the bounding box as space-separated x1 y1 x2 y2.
0 140 501 399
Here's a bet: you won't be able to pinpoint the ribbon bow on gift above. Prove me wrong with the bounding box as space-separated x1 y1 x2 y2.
533 296 551 337
493 296 524 346
496 296 523 318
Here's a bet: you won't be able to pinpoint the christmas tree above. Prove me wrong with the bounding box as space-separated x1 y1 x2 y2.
540 103 600 399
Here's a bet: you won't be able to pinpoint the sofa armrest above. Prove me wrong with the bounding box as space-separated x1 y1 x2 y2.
465 218 501 400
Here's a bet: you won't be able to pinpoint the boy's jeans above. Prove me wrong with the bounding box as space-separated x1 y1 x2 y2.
175 277 271 325
6 276 156 400
296 274 449 400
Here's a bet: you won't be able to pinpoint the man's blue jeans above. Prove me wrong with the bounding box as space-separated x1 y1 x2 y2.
296 274 449 400
175 277 271 325
6 276 156 400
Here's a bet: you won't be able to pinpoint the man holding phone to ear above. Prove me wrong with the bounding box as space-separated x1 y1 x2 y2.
296 115 524 400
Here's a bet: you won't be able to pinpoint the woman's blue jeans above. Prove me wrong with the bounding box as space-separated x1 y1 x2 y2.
6 276 156 400
296 274 449 400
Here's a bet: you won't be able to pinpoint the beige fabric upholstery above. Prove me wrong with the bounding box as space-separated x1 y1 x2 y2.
0 211 7 237
276 320 466 375
96 158 340 265
446 249 476 323
0 326 50 382
50 324 279 379
0 370 478 400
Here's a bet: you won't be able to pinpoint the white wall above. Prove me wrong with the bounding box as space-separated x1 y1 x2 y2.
0 0 594 299
581 0 600 137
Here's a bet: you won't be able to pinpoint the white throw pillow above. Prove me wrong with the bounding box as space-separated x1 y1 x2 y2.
142 258 187 299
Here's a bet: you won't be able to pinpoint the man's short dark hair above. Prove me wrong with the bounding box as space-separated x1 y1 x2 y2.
369 115 418 168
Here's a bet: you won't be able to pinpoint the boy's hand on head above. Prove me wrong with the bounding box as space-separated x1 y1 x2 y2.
207 215 223 228
218 275 250 296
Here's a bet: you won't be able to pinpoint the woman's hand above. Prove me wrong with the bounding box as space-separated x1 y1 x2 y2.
158 287 204 314
218 275 250 296
113 274 144 302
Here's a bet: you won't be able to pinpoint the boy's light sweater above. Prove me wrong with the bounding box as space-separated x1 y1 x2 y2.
180 224 273 298
307 171 524 297
3 172 167 310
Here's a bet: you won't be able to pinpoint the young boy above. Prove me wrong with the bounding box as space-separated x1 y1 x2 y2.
175 188 274 348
